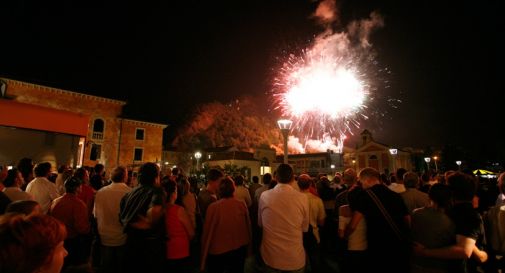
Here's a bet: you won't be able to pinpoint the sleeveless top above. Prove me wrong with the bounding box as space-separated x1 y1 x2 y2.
165 204 190 259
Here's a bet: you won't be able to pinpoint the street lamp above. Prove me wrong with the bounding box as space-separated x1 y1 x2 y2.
433 156 439 173
194 151 202 171
424 157 431 172
456 160 462 170
277 119 293 164
389 148 398 172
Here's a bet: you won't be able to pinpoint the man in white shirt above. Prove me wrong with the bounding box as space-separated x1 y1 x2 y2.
2 168 32 202
259 164 309 272
94 166 132 273
26 162 59 214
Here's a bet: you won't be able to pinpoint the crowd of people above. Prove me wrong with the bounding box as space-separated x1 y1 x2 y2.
1 157 505 273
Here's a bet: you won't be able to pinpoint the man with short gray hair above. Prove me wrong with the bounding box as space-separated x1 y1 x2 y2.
400 172 429 214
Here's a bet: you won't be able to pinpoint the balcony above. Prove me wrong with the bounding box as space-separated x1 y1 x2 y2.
92 132 103 140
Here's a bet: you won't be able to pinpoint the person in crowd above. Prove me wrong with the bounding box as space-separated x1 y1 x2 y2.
198 168 224 219
0 213 68 273
49 177 90 267
388 167 407 193
175 176 197 231
163 178 194 273
419 172 432 193
5 199 41 215
339 184 367 273
234 175 252 208
93 166 132 273
26 162 59 214
495 172 505 206
254 173 272 204
17 157 34 191
55 165 70 195
74 167 95 218
414 172 488 273
90 164 106 191
120 162 165 273
0 190 10 215
259 164 309 273
249 176 262 201
380 173 391 186
401 171 430 214
298 174 326 272
2 168 32 202
347 167 411 273
201 176 251 273
411 183 455 273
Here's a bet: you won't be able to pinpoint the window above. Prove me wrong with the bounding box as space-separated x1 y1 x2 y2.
135 128 145 140
90 144 101 161
92 119 104 140
369 155 378 160
134 148 143 161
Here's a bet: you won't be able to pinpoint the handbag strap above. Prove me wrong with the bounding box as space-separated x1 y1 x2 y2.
366 188 404 241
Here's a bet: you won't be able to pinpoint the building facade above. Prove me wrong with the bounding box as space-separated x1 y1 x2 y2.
0 78 166 171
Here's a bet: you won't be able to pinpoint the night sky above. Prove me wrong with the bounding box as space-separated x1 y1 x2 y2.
1 0 504 161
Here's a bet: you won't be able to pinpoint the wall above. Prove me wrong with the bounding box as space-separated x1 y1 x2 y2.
118 120 164 168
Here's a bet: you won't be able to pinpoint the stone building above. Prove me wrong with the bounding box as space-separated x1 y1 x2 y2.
0 78 166 171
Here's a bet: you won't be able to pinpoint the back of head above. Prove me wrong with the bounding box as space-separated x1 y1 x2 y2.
5 200 40 215
3 168 20 187
94 164 105 174
73 167 88 181
297 174 312 190
403 172 419 188
276 164 294 184
34 162 52 177
138 162 159 185
428 183 452 208
111 166 127 183
57 165 68 174
262 173 272 185
447 172 477 202
252 176 259 184
359 167 380 188
498 172 505 194
171 167 180 177
219 177 235 198
0 213 66 273
234 175 245 186
342 168 357 185
162 177 177 197
396 168 407 181
207 168 224 182
65 177 82 194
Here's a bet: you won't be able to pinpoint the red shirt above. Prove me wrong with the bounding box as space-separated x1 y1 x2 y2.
165 204 190 259
50 193 90 238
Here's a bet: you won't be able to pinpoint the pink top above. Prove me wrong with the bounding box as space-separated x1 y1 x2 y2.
165 204 190 259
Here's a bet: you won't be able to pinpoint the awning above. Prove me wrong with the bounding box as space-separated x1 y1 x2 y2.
0 99 89 136
473 169 496 175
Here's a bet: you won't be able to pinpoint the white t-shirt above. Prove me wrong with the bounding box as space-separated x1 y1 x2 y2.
339 214 367 251
26 177 60 214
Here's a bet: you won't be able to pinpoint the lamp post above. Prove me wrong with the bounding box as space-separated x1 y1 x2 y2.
424 157 431 172
277 119 293 164
456 160 462 171
194 151 202 171
433 156 438 173
389 148 398 173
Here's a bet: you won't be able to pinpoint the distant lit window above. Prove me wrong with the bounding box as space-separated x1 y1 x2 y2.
134 148 143 161
90 144 101 161
135 128 145 140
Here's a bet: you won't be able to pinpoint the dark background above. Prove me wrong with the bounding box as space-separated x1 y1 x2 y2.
1 0 504 163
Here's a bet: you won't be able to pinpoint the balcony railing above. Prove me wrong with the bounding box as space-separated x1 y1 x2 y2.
92 132 103 140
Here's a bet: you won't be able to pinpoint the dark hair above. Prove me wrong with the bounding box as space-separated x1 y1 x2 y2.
297 174 312 190
3 168 20 187
111 166 127 183
447 172 477 202
252 176 259 184
234 175 245 186
73 167 88 181
171 167 180 177
64 177 82 194
428 183 452 208
94 164 105 174
396 168 407 181
138 162 159 185
16 158 34 181
0 214 67 273
5 200 40 215
276 164 294 184
207 168 224 181
219 177 235 198
162 177 177 198
263 173 272 185
57 165 68 174
359 167 380 181
34 162 51 177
